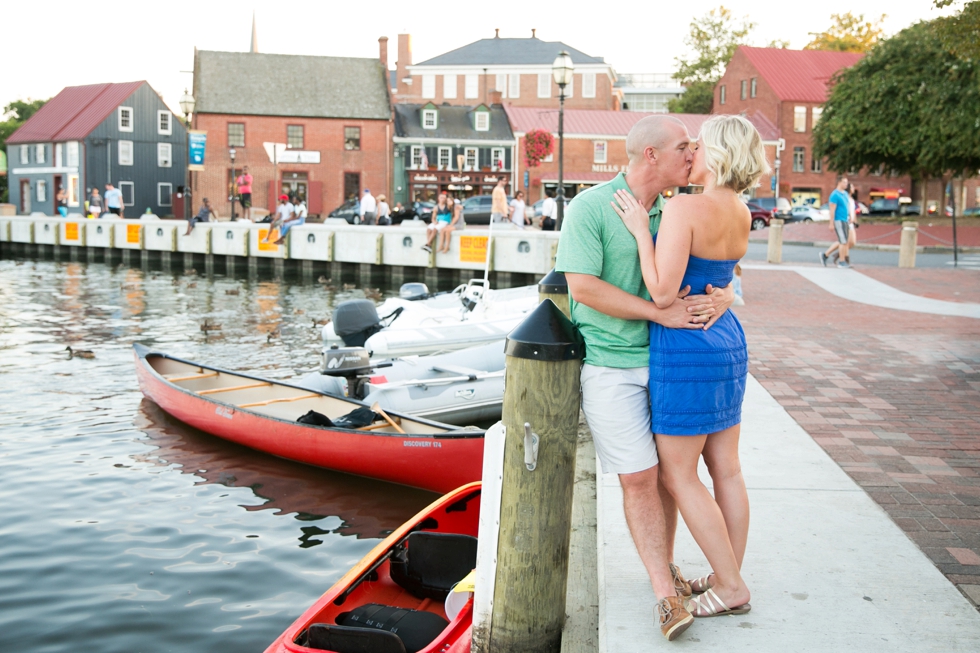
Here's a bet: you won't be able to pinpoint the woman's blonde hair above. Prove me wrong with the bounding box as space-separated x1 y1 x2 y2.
699 115 771 193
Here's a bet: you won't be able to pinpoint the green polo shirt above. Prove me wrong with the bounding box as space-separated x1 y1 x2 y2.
555 172 663 368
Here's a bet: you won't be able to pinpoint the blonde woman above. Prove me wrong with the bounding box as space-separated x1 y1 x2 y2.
612 114 769 619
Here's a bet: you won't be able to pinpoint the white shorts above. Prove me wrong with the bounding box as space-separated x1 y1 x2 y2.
427 222 450 231
580 364 658 475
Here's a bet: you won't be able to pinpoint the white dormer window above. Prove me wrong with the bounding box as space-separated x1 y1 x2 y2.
36 144 46 163
118 106 134 132
20 144 29 164
158 110 172 135
474 112 490 131
422 109 438 130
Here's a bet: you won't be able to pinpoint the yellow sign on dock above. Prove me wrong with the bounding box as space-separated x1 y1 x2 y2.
65 223 79 241
258 229 279 252
126 224 141 244
459 235 488 263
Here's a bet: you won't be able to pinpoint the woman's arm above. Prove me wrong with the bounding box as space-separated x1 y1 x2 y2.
611 190 693 308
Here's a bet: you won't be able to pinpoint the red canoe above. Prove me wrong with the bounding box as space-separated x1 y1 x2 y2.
133 344 485 493
264 482 481 653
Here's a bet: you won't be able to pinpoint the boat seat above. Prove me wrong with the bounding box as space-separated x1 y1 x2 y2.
305 602 450 653
429 364 481 381
304 623 406 653
389 532 478 601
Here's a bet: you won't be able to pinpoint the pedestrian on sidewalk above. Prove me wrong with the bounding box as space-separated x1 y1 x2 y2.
376 194 391 225
105 184 124 218
359 188 377 225
611 114 766 625
185 198 215 235
821 175 851 268
87 187 103 219
557 114 736 641
509 190 528 229
491 177 508 224
540 187 557 231
825 183 859 266
236 166 253 221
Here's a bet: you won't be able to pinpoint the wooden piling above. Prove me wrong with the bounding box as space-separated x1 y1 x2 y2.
538 269 570 318
767 218 784 264
472 299 585 653
899 221 918 269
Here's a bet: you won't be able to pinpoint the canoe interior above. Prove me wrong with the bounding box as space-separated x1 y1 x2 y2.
290 486 482 651
147 354 453 435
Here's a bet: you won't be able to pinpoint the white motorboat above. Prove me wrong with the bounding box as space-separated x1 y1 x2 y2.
296 340 505 426
321 279 539 357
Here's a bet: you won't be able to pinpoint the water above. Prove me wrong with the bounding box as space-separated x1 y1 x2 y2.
0 258 440 653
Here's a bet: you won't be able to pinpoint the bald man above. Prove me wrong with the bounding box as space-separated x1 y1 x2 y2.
556 115 735 641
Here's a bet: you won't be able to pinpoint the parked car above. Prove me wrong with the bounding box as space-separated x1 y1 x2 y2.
791 205 829 222
745 202 775 230
328 200 360 224
902 203 922 216
867 198 901 216
390 201 434 225
460 194 513 225
531 198 570 219
749 196 792 217
856 202 869 215
963 206 980 216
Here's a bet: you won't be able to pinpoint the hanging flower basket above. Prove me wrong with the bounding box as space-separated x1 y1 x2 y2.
524 129 554 169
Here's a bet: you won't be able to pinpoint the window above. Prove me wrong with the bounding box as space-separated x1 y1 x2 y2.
344 127 361 150
495 73 507 98
287 125 304 149
228 123 245 147
120 181 134 206
811 107 823 124
422 74 436 99
582 72 596 98
36 144 45 164
157 142 172 167
411 145 424 169
537 73 551 98
66 141 79 167
740 80 747 100
719 85 726 105
156 110 172 135
55 143 63 168
811 156 822 173
443 74 457 99
465 74 479 99
464 147 478 170
593 141 607 164
793 147 805 173
491 148 505 170
509 73 521 98
118 106 133 132
37 179 46 202
751 78 757 98
564 75 573 98
474 111 490 131
422 109 438 129
67 174 79 206
19 144 29 164
158 183 173 207
794 106 806 132
438 146 451 170
118 140 134 166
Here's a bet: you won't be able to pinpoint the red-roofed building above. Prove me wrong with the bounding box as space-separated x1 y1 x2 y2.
714 46 916 209
5 81 187 216
505 105 780 202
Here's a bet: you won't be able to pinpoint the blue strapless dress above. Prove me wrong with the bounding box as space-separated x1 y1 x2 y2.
649 253 747 435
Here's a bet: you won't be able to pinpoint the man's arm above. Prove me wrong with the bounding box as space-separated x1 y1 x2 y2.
828 201 837 230
567 273 720 329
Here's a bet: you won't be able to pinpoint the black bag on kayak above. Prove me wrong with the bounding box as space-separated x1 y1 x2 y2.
297 407 379 429
297 410 334 427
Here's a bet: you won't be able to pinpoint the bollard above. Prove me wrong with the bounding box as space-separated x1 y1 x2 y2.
899 221 918 269
766 218 784 264
471 299 585 653
537 269 569 318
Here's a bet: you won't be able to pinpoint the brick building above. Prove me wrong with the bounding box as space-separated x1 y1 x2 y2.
393 30 620 111
191 43 392 219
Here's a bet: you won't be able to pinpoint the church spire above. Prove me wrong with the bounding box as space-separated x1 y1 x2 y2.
250 11 258 53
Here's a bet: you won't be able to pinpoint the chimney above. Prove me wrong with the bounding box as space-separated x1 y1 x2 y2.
489 90 502 105
397 33 412 91
495 28 500 38
378 36 388 69
531 28 536 38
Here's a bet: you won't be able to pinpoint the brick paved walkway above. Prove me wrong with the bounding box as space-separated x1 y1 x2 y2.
749 222 980 249
737 266 980 608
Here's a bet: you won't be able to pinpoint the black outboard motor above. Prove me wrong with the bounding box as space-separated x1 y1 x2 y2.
332 300 383 347
399 282 431 301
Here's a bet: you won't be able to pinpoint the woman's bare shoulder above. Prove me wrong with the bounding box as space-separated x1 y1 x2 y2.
662 193 706 218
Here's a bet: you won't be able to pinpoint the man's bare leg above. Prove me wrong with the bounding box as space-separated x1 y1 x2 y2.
620 465 676 599
659 471 678 563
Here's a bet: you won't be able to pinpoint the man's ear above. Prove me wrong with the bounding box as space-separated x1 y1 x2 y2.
645 145 658 165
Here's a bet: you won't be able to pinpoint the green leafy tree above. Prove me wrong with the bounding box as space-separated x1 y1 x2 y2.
812 20 980 209
805 12 886 52
1 98 48 203
933 1 980 61
669 6 756 114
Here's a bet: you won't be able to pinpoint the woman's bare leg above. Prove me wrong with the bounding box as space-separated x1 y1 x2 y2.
657 433 749 609
701 424 749 568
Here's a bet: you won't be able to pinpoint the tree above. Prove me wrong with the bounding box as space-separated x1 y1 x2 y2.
669 6 756 114
933 1 980 61
0 98 48 203
812 20 980 210
805 12 886 52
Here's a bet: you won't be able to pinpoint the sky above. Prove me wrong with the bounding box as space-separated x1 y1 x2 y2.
1 0 959 119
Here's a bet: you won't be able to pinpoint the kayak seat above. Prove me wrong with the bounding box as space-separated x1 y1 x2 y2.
304 623 406 653
389 532 478 601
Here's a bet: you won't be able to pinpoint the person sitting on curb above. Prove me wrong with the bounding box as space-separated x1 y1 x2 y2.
265 195 295 243
274 199 307 245
185 198 215 236
422 193 451 253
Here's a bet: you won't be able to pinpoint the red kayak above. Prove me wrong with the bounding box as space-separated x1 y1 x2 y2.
133 344 485 493
264 482 481 653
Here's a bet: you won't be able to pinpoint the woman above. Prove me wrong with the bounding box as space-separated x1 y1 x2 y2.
438 196 462 253
87 188 103 219
376 194 391 225
56 187 68 217
509 190 528 229
611 114 769 618
422 193 451 253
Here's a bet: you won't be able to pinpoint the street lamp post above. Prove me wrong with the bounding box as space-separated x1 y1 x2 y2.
179 89 195 221
229 148 237 221
552 51 574 230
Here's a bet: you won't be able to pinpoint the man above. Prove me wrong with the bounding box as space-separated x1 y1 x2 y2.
821 175 851 268
490 178 508 224
359 188 377 225
556 115 734 641
104 183 123 218
274 198 306 245
185 197 215 236
540 188 557 231
236 166 253 221
265 194 294 242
